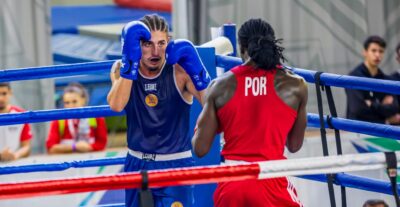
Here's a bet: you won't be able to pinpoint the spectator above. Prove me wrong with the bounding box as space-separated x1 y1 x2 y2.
388 42 400 125
363 199 389 207
346 35 398 124
0 82 32 161
46 82 107 154
391 42 400 81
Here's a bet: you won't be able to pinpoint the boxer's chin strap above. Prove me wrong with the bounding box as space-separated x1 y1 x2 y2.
139 170 154 207
385 152 400 207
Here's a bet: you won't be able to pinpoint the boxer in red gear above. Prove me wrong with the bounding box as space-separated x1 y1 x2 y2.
192 18 308 207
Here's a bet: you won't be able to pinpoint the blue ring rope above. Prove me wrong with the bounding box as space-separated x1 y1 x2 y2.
0 106 397 140
1 55 399 95
0 157 125 175
307 114 400 140
0 105 123 125
215 55 400 95
300 173 399 196
0 61 113 82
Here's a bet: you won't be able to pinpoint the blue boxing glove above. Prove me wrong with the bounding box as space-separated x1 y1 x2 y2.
166 39 211 90
120 21 151 80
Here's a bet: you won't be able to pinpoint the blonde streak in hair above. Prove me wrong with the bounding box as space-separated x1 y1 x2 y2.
149 16 157 32
142 18 152 31
162 20 168 33
154 15 161 31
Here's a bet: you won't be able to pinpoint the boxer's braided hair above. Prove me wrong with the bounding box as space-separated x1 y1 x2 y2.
139 14 169 33
238 18 285 70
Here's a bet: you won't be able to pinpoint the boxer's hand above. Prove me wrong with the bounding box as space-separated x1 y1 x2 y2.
120 21 151 80
166 39 211 90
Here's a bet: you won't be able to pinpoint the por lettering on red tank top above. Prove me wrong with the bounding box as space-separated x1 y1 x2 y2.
217 65 297 162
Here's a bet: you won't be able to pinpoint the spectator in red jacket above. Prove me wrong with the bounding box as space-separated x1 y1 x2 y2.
46 82 107 154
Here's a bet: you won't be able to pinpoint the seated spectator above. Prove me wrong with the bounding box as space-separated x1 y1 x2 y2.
362 199 388 207
346 35 399 124
46 82 107 154
0 82 32 161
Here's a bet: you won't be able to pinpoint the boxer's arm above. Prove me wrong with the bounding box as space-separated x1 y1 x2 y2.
107 60 133 112
175 64 207 106
187 81 207 106
286 80 308 153
192 80 218 157
110 60 121 84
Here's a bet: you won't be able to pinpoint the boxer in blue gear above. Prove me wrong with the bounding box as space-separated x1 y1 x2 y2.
107 14 209 207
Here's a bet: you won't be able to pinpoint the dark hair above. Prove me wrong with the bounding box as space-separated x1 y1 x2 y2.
0 82 10 89
63 82 89 103
363 35 386 50
396 42 400 54
238 18 285 70
362 199 388 207
139 14 169 33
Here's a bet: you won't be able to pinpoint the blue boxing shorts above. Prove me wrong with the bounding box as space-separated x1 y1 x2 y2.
124 150 195 207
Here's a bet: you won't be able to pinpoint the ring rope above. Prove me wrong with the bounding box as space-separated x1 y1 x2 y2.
0 157 125 175
0 152 398 200
301 173 400 195
215 55 400 95
0 55 399 95
0 156 398 197
0 105 122 125
308 114 400 140
0 106 398 140
0 61 113 82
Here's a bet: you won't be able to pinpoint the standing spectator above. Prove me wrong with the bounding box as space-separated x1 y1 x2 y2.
391 42 400 81
46 82 107 154
346 36 398 124
0 82 32 161
387 42 400 125
363 199 389 207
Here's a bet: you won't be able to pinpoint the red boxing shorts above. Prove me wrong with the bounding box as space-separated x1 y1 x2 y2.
213 177 302 207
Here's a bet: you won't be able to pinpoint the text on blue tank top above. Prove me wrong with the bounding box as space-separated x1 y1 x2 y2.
124 63 192 154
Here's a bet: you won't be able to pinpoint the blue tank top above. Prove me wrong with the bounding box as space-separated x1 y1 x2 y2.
124 63 192 154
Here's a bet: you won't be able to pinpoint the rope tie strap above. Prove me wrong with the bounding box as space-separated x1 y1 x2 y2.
385 152 400 207
139 170 154 207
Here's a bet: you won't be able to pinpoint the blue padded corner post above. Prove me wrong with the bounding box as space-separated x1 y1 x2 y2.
222 24 237 57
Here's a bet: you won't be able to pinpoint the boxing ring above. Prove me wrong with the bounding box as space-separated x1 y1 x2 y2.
1 28 400 207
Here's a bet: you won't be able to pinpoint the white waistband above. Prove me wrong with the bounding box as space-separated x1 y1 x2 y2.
222 159 250 165
128 149 192 161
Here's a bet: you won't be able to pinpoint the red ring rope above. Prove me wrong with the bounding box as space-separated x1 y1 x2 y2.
0 163 260 200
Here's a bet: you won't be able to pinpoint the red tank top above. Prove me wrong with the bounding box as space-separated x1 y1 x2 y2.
217 65 297 162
